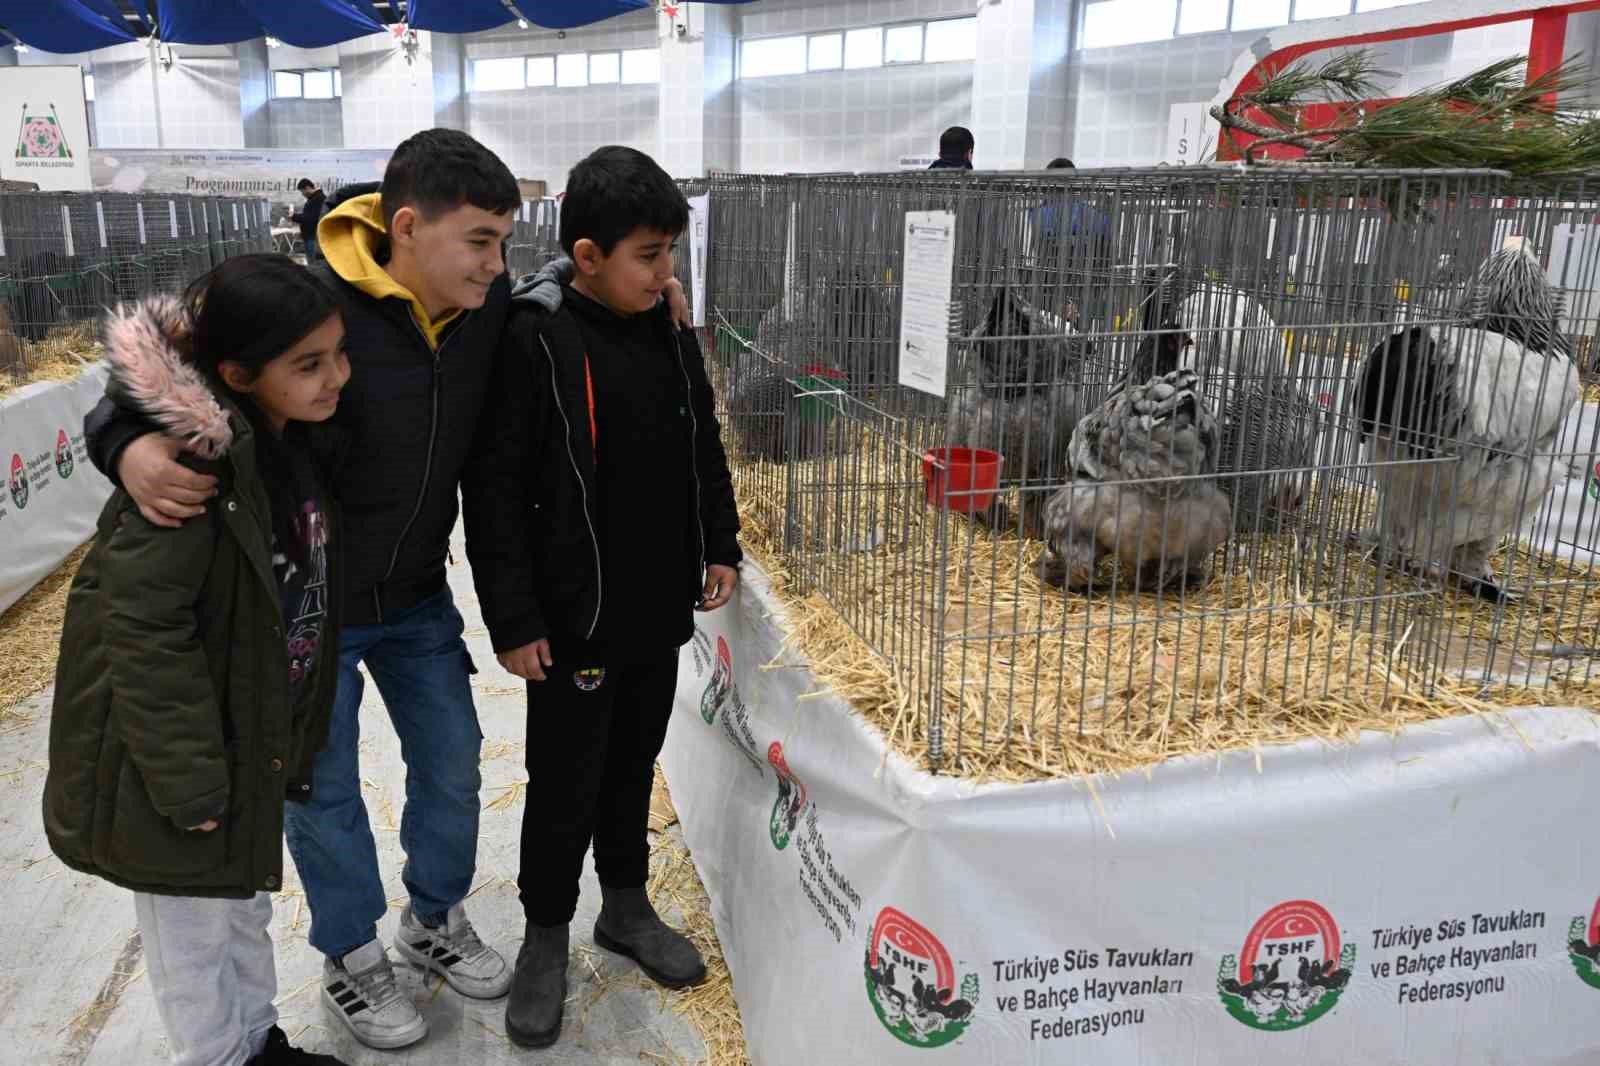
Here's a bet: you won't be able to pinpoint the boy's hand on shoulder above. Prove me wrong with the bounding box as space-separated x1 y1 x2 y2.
499 639 553 682
120 434 218 528
664 277 691 331
697 564 739 613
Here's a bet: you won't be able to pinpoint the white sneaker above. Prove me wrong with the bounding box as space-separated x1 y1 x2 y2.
395 903 513 1000
322 939 428 1050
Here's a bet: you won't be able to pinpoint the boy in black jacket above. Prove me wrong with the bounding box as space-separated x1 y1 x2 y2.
462 145 740 1050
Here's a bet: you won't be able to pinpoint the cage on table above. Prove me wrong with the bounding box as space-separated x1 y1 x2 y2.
702 167 1600 778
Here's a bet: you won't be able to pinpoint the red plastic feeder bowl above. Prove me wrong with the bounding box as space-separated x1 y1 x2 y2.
922 447 1002 513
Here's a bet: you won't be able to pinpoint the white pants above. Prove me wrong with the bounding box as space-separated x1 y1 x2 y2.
133 891 278 1066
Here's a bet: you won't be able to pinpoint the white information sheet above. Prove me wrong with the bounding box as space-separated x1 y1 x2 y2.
898 210 956 397
687 192 710 329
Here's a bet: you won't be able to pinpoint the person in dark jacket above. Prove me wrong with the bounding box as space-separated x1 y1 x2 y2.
928 125 975 169
45 255 351 1066
292 179 327 262
78 132 692 1053
461 145 741 1050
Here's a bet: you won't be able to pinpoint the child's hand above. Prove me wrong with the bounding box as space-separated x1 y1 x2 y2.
499 639 554 682
188 819 220 832
664 277 692 330
697 564 739 612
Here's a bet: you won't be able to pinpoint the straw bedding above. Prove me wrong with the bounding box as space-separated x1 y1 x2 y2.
727 437 1600 783
0 542 91 718
0 322 99 398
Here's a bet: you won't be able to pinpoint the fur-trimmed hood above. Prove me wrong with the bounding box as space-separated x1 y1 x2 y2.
102 295 234 460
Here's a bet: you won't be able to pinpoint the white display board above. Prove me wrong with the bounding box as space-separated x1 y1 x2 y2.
0 366 112 613
663 563 1600 1065
898 210 956 398
1165 102 1211 165
687 192 710 329
0 66 93 192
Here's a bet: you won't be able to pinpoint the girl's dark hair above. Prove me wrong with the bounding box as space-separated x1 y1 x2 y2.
184 254 340 570
184 254 338 386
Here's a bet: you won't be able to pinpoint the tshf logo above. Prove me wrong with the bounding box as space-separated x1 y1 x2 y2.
55 429 74 479
863 907 978 1049
9 453 28 509
766 741 806 850
1217 900 1353 1031
1568 897 1600 991
700 635 734 724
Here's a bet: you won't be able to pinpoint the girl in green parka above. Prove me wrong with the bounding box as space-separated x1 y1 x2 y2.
44 254 352 1066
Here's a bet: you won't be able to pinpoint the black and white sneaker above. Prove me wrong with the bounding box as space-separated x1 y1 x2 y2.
321 939 428 1050
394 903 512 1000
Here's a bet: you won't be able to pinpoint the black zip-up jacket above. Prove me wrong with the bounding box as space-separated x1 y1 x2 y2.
84 183 510 626
461 298 741 655
291 189 326 244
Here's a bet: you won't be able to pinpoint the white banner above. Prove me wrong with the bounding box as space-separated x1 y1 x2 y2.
0 66 93 192
90 147 391 210
687 192 710 329
663 564 1600 1065
0 366 112 613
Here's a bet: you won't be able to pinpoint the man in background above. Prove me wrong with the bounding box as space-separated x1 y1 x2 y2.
293 178 328 263
928 127 974 170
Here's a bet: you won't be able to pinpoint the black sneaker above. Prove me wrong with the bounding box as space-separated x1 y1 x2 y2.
246 1026 348 1065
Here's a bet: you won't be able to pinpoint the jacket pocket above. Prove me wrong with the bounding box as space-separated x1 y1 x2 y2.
106 760 226 879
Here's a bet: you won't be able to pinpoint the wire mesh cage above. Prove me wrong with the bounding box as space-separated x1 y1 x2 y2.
0 191 274 389
702 166 1600 773
506 196 562 281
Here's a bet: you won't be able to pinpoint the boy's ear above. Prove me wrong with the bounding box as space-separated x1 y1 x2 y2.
572 237 604 276
389 204 418 246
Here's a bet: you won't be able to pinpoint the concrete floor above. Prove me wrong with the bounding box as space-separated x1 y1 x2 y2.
0 523 707 1065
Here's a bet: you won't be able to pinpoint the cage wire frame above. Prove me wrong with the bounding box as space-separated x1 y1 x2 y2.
701 166 1600 771
0 190 275 388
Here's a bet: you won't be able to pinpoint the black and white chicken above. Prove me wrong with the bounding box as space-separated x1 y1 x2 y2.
1353 241 1582 602
1038 328 1233 593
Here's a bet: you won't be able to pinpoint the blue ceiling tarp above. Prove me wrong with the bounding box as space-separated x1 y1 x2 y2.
407 0 650 34
407 0 754 33
0 0 137 52
158 0 386 48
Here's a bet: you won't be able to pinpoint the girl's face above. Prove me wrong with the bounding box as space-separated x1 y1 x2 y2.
221 314 350 432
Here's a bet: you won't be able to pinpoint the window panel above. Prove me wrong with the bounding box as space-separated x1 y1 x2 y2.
273 71 302 98
1083 0 1176 47
923 17 977 62
527 55 555 87
742 35 808 78
1356 0 1426 9
590 51 620 83
1178 0 1228 34
83 73 95 102
884 24 922 63
621 48 660 83
1294 0 1352 19
1231 0 1291 30
844 27 881 69
556 52 588 87
808 33 842 71
303 69 334 99
471 56 525 92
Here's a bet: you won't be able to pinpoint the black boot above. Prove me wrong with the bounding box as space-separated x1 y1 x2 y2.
505 922 568 1049
246 1026 348 1065
593 884 707 989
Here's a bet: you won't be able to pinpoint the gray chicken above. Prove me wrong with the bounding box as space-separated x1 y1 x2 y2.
946 284 1087 537
1039 358 1232 593
1214 378 1322 530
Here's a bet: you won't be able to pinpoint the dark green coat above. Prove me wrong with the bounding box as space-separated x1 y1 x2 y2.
44 400 342 899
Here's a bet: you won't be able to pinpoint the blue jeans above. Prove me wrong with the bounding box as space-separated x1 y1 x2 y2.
283 588 482 960
303 236 319 263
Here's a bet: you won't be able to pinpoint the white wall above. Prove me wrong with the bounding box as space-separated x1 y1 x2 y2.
1069 14 1537 168
464 13 659 188
269 99 344 148
735 0 974 172
338 32 436 150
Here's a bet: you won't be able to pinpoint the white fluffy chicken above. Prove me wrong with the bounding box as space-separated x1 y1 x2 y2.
1353 240 1581 603
1038 328 1233 593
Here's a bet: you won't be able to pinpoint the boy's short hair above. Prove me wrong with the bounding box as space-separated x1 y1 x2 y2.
940 126 975 159
560 146 689 256
296 177 316 190
380 128 520 232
